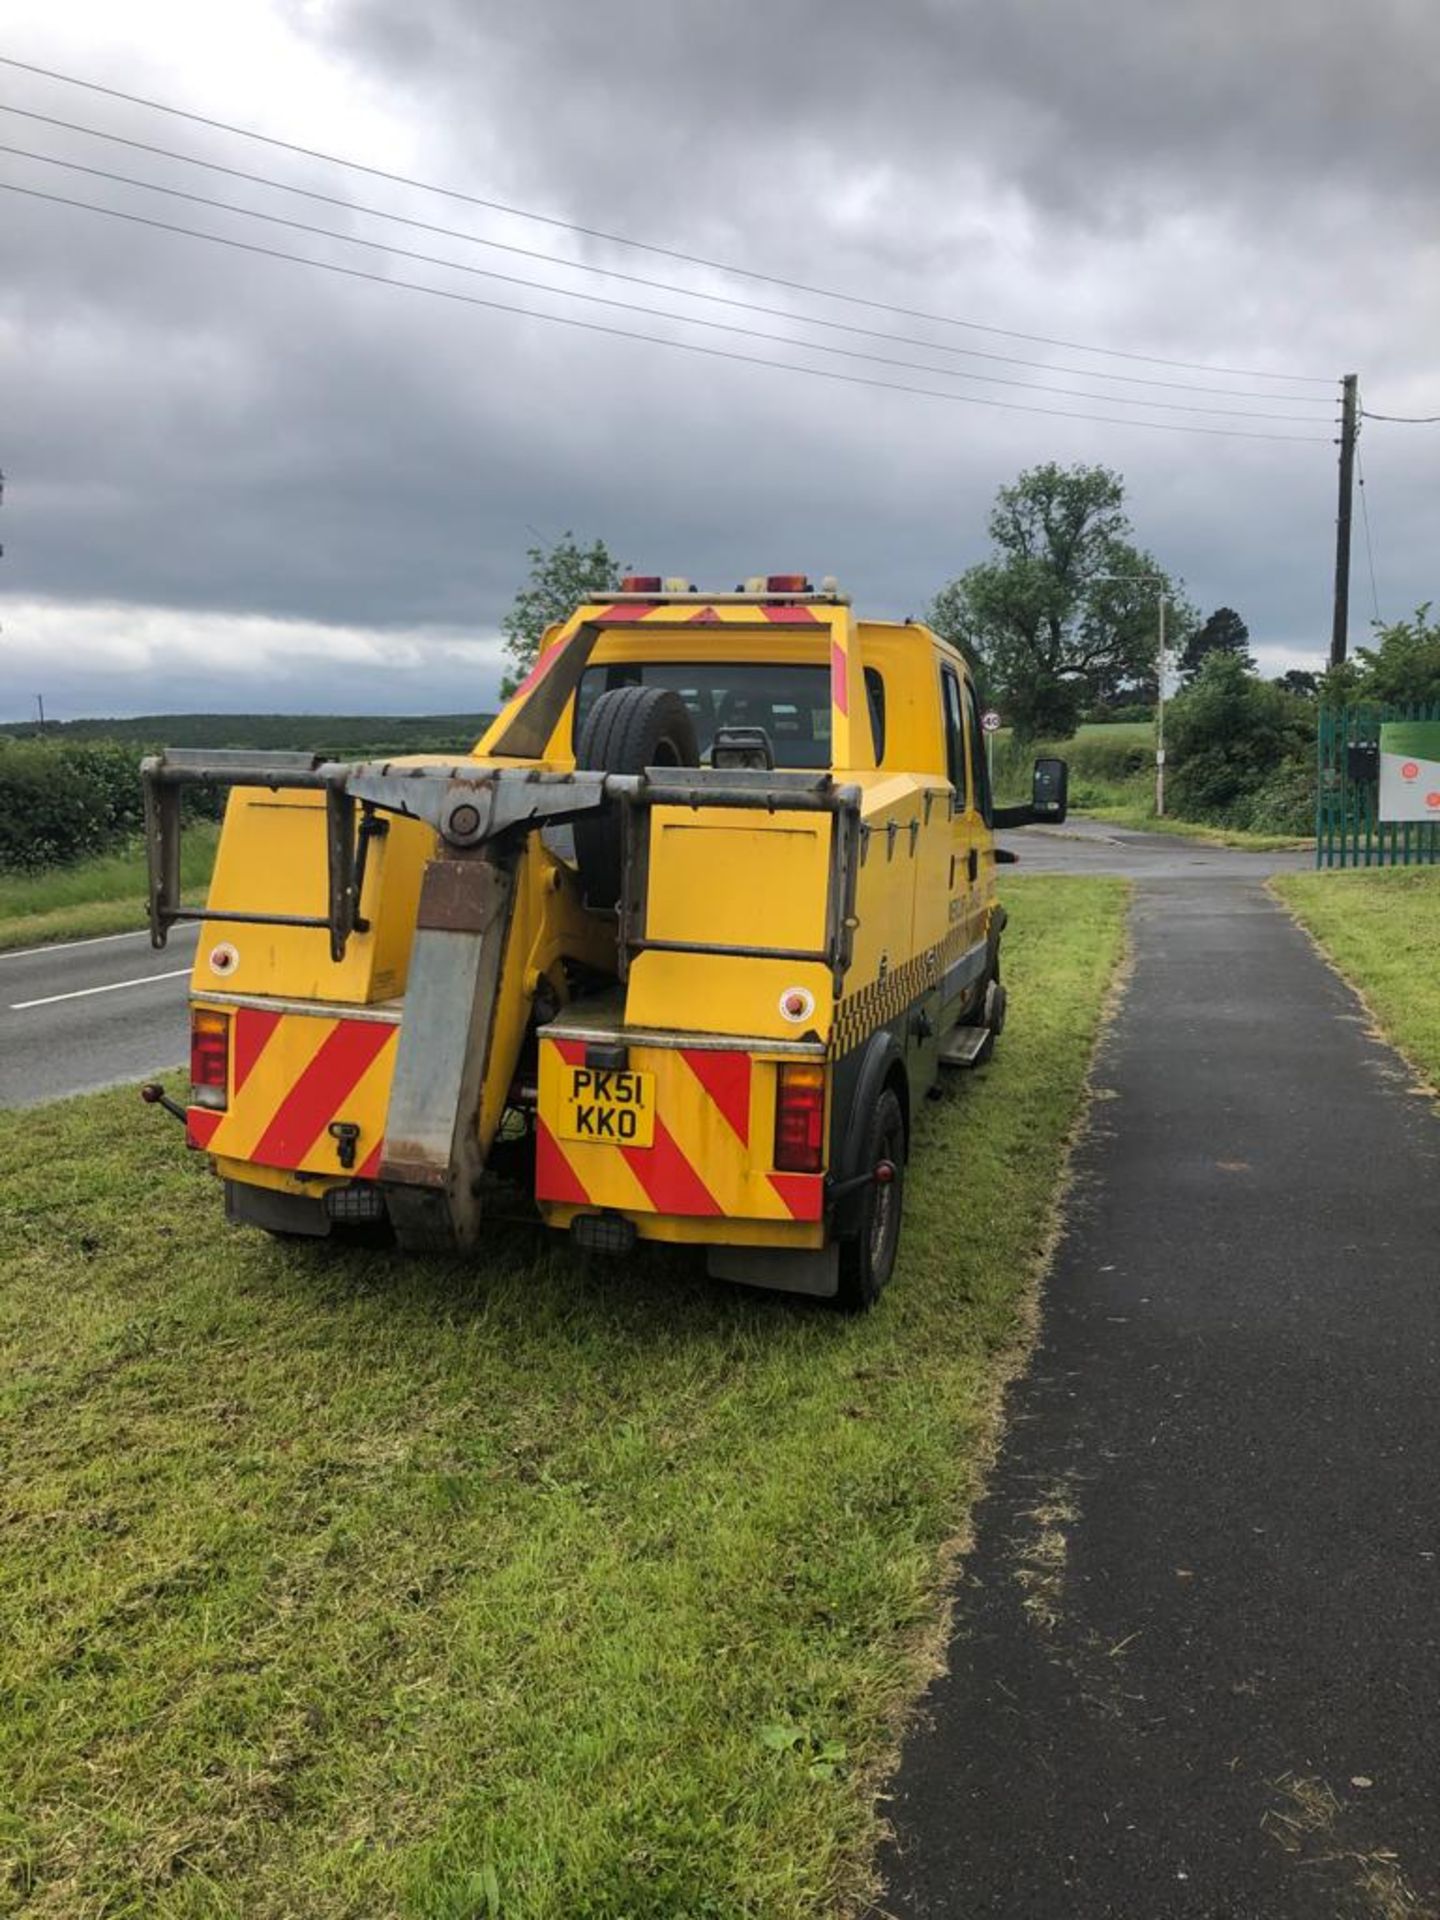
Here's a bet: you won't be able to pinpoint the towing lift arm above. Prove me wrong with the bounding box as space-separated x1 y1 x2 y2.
141 751 861 1254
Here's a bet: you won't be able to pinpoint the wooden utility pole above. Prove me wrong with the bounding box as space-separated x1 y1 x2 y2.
1330 373 1359 667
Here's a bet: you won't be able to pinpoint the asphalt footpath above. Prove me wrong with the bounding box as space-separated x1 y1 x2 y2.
881 867 1440 1920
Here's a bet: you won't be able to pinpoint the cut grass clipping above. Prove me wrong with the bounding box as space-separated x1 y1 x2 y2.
1273 867 1440 1086
0 828 218 953
0 873 1127 1919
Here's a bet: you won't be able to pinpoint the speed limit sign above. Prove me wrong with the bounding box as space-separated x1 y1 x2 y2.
981 708 1002 734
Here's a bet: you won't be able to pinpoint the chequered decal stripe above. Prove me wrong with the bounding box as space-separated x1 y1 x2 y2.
830 918 980 1058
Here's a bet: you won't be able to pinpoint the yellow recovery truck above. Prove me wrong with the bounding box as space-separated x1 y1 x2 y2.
142 575 1066 1308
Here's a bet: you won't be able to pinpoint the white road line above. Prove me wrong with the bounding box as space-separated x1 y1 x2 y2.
11 968 192 1011
0 923 199 963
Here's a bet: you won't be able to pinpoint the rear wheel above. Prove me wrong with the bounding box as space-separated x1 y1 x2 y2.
574 685 699 907
963 946 1005 1038
834 1086 906 1312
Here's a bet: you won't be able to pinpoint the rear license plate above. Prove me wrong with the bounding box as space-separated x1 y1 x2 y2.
556 1066 655 1147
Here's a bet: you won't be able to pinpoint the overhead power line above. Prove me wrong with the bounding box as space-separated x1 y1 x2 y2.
0 178 1332 444
1362 407 1440 425
0 51 1335 387
0 141 1327 424
0 98 1335 408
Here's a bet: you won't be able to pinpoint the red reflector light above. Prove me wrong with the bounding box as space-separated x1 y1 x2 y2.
190 1010 230 1111
620 574 662 593
774 1062 825 1174
765 574 811 593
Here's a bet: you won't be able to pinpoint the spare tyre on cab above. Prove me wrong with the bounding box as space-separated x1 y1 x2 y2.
142 573 1066 1308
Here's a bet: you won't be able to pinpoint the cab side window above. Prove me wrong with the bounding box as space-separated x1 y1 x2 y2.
864 667 887 764
964 679 995 826
941 666 968 805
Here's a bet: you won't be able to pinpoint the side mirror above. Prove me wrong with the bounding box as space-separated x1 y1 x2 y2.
991 755 1069 831
1032 756 1068 823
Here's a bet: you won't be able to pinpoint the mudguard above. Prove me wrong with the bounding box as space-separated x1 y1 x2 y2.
831 1027 909 1240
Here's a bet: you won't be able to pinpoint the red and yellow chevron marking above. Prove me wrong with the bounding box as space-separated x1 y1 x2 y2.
589 602 824 628
186 1003 398 1180
535 1036 823 1225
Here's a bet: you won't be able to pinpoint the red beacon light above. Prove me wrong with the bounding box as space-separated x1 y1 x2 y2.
765 574 812 593
620 574 663 593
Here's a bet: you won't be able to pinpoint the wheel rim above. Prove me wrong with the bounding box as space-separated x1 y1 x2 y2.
869 1122 903 1273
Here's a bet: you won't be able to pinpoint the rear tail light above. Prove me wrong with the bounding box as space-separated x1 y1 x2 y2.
620 574 662 593
774 1062 825 1174
190 1010 230 1111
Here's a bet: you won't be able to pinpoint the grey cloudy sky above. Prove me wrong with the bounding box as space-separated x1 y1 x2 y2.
1 0 1436 722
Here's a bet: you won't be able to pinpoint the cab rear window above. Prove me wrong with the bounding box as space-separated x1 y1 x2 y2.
575 662 833 768
574 661 888 768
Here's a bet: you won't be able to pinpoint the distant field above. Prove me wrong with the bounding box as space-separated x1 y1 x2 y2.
992 719 1153 807
0 713 495 754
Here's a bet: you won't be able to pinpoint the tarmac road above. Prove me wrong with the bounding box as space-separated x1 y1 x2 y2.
0 923 198 1110
883 835 1440 1917
999 815 1313 879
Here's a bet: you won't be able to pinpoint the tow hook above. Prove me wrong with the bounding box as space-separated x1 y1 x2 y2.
140 1083 186 1124
327 1121 361 1170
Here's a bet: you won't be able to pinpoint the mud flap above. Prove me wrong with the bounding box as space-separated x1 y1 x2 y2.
706 1243 840 1297
225 1179 331 1237
379 854 516 1253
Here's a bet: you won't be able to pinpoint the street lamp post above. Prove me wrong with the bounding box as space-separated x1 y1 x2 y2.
1095 573 1168 819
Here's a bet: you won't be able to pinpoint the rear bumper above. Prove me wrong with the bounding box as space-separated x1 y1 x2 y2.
224 1177 388 1237
534 1022 826 1242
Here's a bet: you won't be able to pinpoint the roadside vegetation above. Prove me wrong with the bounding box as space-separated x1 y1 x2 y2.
1273 868 1440 1084
991 721 1309 849
0 717 492 949
0 827 219 952
0 872 1126 1920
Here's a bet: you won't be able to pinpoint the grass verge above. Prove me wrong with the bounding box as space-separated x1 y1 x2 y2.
1078 803 1312 851
0 828 218 952
1272 868 1440 1084
0 874 1128 1919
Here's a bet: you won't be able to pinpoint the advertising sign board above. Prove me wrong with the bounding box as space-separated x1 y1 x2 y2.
1378 720 1440 822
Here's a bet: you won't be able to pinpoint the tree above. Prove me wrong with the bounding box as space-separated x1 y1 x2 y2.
1180 606 1254 680
1166 652 1312 827
1351 604 1440 706
499 532 623 697
1274 668 1320 699
928 462 1190 741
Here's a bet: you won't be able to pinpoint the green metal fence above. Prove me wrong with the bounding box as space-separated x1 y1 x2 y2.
1316 702 1440 868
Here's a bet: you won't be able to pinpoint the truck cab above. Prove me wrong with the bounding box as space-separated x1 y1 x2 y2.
144 574 1065 1308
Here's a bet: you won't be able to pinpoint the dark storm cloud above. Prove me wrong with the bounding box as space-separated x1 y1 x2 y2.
0 0 1436 719
324 0 1440 227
